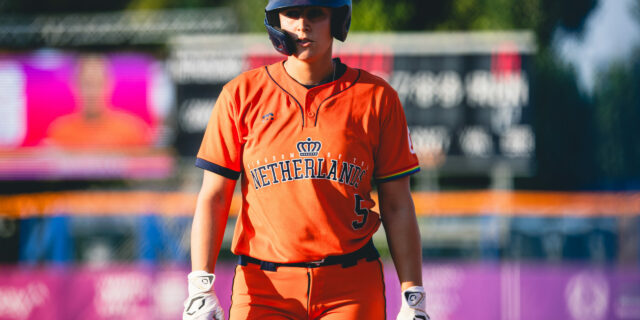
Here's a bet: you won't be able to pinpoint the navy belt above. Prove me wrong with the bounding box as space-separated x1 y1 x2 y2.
238 240 380 272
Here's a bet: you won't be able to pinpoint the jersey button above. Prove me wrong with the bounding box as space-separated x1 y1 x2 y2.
308 111 315 117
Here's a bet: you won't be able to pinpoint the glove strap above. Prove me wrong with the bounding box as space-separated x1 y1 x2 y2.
187 270 215 295
401 286 426 310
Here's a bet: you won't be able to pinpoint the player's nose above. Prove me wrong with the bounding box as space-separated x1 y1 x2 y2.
294 15 311 32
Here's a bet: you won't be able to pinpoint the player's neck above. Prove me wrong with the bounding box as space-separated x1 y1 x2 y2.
284 52 334 86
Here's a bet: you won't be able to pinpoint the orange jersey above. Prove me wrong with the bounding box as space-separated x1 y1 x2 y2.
47 109 152 148
196 59 419 263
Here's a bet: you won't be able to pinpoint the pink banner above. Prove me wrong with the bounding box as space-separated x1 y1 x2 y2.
0 263 638 320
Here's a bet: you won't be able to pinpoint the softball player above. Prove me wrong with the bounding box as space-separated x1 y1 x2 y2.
183 0 429 319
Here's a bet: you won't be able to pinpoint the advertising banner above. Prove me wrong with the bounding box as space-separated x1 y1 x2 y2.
1 263 638 320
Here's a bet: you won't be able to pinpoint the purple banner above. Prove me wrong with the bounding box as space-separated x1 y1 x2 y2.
0 263 638 320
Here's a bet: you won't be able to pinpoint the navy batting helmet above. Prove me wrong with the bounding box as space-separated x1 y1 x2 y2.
264 0 352 55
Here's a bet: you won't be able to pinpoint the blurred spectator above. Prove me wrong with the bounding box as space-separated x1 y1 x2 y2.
46 54 151 148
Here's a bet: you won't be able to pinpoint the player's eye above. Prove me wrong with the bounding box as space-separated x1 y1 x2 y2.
306 8 328 21
281 7 328 22
282 9 302 19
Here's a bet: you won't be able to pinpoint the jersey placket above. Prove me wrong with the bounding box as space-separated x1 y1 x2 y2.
265 61 359 129
304 90 319 128
304 85 333 128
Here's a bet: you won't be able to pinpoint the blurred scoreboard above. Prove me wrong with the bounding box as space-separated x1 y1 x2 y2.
0 8 238 182
0 51 175 180
169 32 536 176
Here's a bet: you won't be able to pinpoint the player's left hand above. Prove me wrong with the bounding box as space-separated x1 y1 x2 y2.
396 286 430 320
183 271 224 320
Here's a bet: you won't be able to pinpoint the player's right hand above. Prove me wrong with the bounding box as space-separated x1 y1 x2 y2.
396 286 430 320
183 271 224 320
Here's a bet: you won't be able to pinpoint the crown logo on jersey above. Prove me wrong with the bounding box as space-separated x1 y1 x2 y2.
296 137 322 157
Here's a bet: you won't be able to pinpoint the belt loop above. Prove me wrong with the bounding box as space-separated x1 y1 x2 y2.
365 240 380 262
365 251 380 262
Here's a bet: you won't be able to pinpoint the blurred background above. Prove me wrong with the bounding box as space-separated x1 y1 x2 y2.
0 0 639 319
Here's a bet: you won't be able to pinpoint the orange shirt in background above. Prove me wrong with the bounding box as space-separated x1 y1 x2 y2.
47 109 152 148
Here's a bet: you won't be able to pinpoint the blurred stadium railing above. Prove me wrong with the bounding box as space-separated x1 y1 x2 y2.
0 8 237 47
1 190 639 264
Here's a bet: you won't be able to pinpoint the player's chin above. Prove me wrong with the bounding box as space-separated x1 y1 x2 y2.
293 47 324 61
293 50 314 61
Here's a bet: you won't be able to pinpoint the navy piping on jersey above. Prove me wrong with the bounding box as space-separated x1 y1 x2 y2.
314 69 361 127
300 58 347 89
195 158 241 180
266 63 361 128
265 66 305 127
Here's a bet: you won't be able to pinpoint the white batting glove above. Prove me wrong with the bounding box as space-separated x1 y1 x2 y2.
396 286 430 320
183 271 224 320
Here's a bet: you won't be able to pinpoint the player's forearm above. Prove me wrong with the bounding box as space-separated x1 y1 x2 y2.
379 177 424 290
190 196 229 272
383 206 423 290
191 173 236 273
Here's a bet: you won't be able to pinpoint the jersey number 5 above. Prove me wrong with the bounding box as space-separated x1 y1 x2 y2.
352 194 369 230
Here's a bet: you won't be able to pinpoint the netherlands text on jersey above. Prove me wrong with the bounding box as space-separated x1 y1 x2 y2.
248 137 367 190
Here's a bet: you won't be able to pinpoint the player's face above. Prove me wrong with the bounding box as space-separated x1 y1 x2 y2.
279 6 333 61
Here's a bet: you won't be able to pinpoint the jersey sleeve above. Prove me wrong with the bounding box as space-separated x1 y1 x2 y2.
195 88 243 180
373 89 420 183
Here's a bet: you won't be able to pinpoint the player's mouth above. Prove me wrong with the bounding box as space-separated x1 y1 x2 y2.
296 38 313 47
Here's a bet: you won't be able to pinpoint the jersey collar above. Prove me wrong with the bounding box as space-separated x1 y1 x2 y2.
265 58 360 106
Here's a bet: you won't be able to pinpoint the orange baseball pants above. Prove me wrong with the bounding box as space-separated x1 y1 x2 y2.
228 259 386 319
